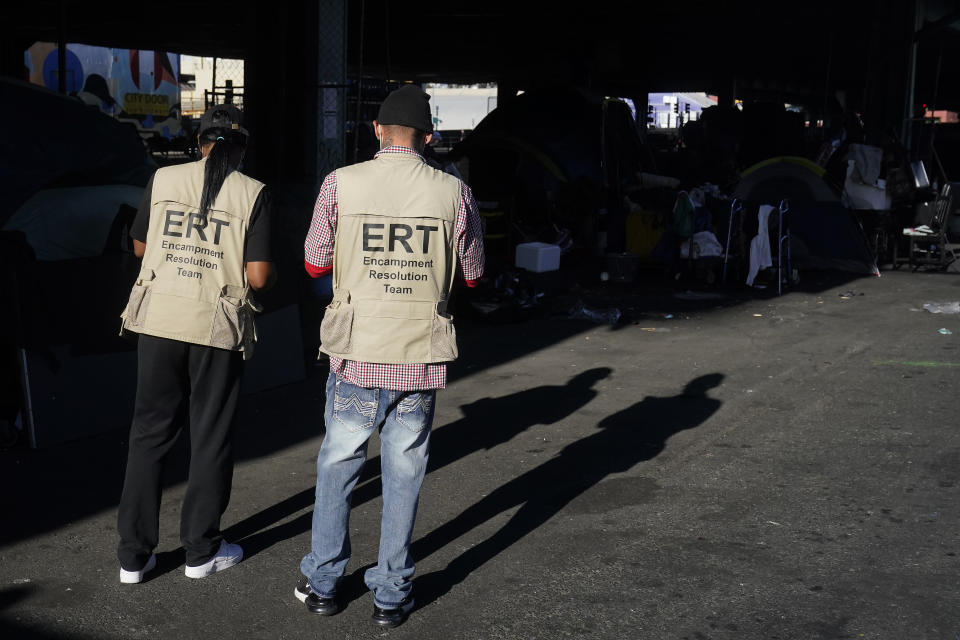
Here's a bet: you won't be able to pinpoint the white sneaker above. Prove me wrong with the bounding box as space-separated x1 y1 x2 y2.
120 554 157 584
184 540 243 579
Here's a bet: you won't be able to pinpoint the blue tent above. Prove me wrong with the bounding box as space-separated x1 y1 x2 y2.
733 156 879 276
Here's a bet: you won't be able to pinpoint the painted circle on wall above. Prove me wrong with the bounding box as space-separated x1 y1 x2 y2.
42 48 84 93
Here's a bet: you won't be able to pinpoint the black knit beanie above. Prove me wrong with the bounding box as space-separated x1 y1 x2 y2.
377 84 433 132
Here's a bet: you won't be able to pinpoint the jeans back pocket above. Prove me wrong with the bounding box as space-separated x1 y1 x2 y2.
396 391 435 433
332 379 378 432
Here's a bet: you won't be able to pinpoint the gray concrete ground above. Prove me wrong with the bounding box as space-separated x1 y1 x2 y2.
2 268 960 639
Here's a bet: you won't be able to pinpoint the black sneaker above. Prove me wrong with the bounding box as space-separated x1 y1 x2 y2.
371 594 415 628
294 576 339 616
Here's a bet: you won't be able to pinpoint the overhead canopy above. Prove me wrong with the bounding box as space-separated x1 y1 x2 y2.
7 1 960 193
6 1 960 111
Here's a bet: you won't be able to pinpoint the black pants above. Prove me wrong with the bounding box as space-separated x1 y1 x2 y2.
117 334 243 570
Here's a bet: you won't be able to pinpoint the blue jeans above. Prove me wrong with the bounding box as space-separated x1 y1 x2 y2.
300 371 435 608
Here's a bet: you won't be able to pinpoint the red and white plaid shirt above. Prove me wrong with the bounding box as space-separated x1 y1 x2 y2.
304 146 485 391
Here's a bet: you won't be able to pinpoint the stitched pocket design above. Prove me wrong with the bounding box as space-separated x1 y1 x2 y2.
397 392 435 433
333 381 378 432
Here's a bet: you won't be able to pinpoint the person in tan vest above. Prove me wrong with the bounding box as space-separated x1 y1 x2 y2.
116 104 275 584
296 84 485 627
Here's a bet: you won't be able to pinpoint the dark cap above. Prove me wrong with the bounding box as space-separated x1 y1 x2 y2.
199 104 249 137
377 84 433 132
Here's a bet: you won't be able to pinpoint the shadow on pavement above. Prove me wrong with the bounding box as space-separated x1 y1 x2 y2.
150 548 187 581
0 584 101 639
0 375 324 548
230 370 723 613
0 261 872 550
228 367 614 559
408 373 724 610
0 301 602 549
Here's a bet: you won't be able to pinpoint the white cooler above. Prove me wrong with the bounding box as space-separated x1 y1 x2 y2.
515 242 561 272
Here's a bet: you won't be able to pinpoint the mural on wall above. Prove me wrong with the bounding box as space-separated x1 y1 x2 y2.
24 43 186 145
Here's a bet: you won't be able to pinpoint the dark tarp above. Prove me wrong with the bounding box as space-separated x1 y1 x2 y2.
0 80 310 448
0 77 156 227
3 185 142 260
0 79 154 446
448 86 648 247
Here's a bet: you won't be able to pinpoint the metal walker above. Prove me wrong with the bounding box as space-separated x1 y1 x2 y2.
722 197 793 294
721 197 743 286
775 199 791 296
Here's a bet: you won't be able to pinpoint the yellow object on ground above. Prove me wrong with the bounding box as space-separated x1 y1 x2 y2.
625 209 666 257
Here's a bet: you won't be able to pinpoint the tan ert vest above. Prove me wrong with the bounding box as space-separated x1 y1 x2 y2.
120 159 265 358
319 152 462 364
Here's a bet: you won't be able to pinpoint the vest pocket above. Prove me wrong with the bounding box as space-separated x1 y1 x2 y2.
120 268 155 332
210 294 258 352
431 311 458 361
320 301 354 354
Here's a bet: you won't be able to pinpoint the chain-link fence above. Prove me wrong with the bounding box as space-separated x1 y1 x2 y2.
180 57 244 116
316 0 347 184
206 57 243 110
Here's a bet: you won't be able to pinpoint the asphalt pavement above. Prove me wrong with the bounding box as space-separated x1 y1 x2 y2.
2 267 960 640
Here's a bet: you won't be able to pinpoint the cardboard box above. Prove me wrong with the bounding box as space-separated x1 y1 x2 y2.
515 242 561 272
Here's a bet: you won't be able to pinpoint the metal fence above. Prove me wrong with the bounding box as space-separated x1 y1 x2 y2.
180 57 244 116
206 57 244 110
316 0 347 184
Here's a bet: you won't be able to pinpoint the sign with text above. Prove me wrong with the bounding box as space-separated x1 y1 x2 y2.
123 92 170 116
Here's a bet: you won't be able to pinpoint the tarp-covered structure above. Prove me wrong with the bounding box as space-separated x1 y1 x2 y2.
0 77 155 227
0 78 154 355
448 86 649 250
0 77 306 449
0 78 157 447
4 186 142 261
